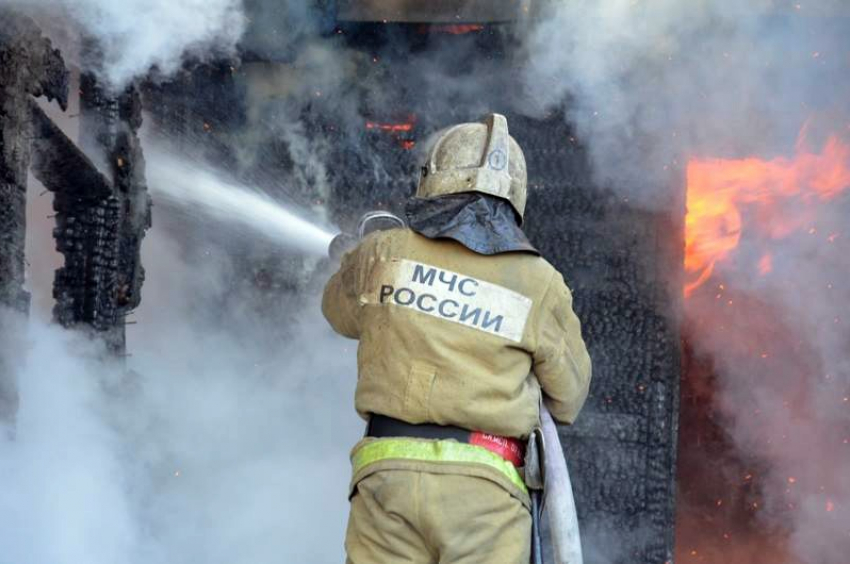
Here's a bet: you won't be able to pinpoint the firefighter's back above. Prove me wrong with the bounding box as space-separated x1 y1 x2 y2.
323 114 591 564
354 227 558 439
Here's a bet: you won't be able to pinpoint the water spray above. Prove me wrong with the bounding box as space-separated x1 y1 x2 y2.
145 149 338 256
145 148 407 260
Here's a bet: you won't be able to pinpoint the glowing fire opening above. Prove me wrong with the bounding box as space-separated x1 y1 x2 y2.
684 126 850 296
365 121 414 132
365 117 417 150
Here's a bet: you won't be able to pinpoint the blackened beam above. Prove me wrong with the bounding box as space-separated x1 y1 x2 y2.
28 99 113 200
0 12 69 312
0 11 69 110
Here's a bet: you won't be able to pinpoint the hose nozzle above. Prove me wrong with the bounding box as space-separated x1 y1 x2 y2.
328 233 358 261
328 210 406 261
357 211 406 239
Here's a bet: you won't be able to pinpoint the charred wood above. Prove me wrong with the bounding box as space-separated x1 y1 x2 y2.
0 11 67 312
48 65 151 355
320 63 683 561
28 99 112 200
0 11 68 424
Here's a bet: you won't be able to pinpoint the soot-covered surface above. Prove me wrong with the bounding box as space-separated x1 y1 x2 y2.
328 116 682 563
44 72 152 355
0 13 67 314
143 23 683 563
318 26 683 563
0 13 68 423
0 15 150 357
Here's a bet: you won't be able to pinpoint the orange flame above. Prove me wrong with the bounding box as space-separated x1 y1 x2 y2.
685 126 850 296
365 121 413 132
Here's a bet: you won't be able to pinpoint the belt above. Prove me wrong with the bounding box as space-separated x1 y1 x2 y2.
367 414 525 467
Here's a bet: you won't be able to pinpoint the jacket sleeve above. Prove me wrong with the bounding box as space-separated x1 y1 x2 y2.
321 246 362 339
532 272 592 424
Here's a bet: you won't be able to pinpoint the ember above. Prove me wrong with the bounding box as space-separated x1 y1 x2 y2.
365 121 414 132
680 119 850 564
364 116 417 150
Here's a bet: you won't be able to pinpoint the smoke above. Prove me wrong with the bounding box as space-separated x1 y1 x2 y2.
522 1 850 207
3 171 359 563
3 0 245 88
683 186 850 563
0 91 359 564
0 318 138 563
520 2 850 561
123 225 360 564
6 1 849 562
145 147 336 256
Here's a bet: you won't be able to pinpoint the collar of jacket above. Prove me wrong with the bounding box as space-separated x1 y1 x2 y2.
404 194 540 256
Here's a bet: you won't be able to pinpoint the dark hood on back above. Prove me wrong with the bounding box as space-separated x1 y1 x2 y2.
405 194 539 256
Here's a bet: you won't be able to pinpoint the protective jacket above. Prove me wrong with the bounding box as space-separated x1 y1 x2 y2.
322 225 591 504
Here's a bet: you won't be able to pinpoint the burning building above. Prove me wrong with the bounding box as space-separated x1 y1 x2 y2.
0 2 848 563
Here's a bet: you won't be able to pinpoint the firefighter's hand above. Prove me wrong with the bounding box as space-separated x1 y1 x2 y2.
328 233 358 262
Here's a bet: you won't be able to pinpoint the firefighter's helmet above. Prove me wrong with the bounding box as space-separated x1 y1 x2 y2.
416 113 528 222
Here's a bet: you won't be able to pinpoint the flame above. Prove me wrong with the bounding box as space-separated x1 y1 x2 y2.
365 116 417 150
365 121 413 132
685 126 850 296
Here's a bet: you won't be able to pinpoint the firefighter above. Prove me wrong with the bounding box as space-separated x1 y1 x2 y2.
322 113 591 564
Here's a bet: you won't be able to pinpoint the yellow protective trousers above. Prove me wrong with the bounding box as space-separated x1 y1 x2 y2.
345 470 531 564
345 437 531 564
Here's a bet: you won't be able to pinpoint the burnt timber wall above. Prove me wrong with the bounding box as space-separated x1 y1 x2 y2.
0 13 68 423
325 111 683 564
325 28 684 563
0 15 151 364
0 14 67 312
142 22 683 563
48 63 153 355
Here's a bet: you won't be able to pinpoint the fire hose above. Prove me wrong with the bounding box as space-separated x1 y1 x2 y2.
526 402 583 564
540 404 583 564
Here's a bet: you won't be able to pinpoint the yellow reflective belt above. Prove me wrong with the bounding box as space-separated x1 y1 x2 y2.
352 438 528 494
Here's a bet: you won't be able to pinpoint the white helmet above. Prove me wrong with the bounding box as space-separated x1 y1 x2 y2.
416 113 528 222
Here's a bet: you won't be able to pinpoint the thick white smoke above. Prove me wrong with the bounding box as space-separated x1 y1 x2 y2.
4 171 359 563
4 0 245 87
124 225 360 564
0 94 359 563
522 1 850 207
5 2 849 562
0 319 139 563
